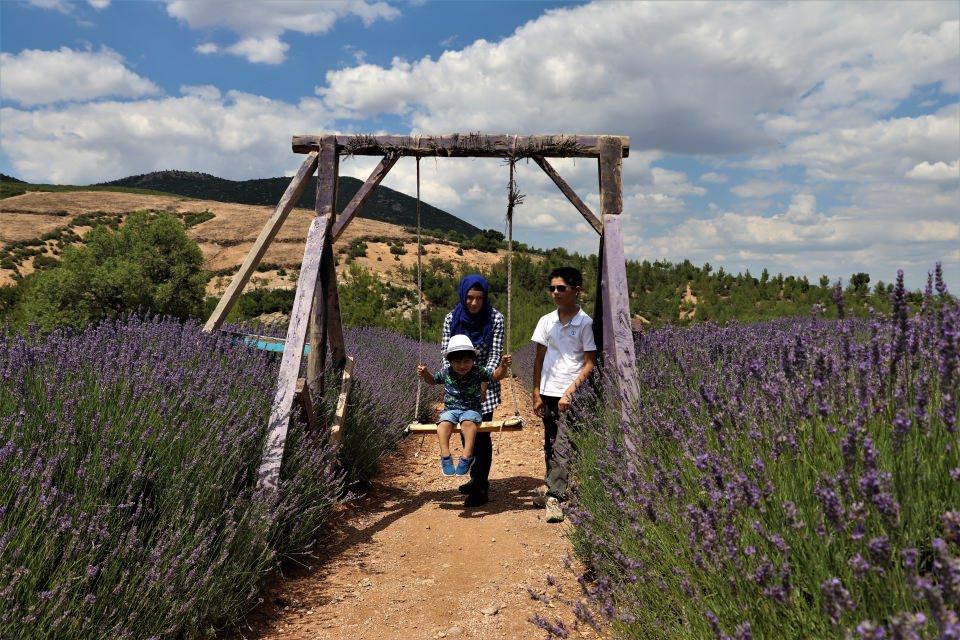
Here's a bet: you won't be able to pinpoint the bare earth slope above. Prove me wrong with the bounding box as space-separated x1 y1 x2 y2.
241 378 594 640
0 191 509 290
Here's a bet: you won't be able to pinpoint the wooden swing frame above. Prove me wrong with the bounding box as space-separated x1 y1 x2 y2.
203 133 641 495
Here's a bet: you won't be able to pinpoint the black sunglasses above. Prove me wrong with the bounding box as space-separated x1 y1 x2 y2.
447 353 475 363
547 285 571 292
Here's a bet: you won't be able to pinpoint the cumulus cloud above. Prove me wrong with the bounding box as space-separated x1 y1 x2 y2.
732 180 793 199
195 43 219 55
0 47 160 106
763 106 960 182
165 0 400 64
88 0 110 9
700 172 728 184
905 159 960 181
24 0 72 13
318 2 957 155
226 36 289 65
1 89 335 184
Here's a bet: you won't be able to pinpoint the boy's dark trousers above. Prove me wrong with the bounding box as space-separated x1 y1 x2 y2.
459 411 493 493
540 396 572 501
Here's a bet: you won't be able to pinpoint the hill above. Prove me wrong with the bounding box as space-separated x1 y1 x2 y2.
0 190 508 293
99 171 481 237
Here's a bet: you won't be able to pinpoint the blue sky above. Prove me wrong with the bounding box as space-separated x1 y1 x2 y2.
1 0 958 288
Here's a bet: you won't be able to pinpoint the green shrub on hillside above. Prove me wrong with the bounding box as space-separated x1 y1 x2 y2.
13 211 208 331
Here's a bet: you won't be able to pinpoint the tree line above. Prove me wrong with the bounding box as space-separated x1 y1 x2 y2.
1 211 911 340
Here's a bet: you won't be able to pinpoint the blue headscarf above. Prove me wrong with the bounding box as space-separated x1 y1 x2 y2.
450 274 493 349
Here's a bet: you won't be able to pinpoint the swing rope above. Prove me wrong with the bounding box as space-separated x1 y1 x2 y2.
414 155 424 421
413 150 427 457
498 157 523 453
409 149 524 444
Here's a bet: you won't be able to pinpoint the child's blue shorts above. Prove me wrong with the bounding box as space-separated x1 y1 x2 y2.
438 409 483 426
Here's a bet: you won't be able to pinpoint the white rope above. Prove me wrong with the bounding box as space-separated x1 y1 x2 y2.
506 159 521 419
414 155 423 421
498 157 522 454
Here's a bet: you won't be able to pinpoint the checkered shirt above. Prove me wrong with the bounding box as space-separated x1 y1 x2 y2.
441 308 504 416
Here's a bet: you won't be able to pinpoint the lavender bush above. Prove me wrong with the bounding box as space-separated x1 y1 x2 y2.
336 326 441 483
563 268 959 639
0 317 418 638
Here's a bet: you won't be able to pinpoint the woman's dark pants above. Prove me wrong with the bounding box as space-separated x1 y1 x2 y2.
460 411 493 493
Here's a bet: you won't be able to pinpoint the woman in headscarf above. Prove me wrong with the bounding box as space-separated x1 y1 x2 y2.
440 274 505 507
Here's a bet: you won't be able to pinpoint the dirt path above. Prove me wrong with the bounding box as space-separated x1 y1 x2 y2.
240 378 595 640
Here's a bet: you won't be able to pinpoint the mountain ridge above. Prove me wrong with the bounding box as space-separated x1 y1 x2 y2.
99 170 481 237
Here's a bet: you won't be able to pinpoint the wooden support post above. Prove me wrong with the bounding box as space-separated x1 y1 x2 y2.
332 153 399 241
257 216 327 493
329 356 355 445
532 155 602 235
322 246 346 371
308 136 338 404
203 151 319 332
593 235 605 354
598 136 640 410
295 378 318 433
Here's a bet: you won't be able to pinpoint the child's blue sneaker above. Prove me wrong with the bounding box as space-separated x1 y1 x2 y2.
455 456 475 476
440 455 455 476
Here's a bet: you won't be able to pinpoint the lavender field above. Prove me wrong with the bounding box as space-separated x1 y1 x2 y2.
0 319 425 638
557 270 958 639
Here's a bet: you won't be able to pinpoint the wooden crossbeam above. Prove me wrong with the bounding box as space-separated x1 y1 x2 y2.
406 418 524 434
293 134 630 158
203 151 318 333
330 356 355 445
532 155 602 235
332 153 399 241
258 216 328 493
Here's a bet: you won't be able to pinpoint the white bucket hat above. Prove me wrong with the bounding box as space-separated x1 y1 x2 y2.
444 334 478 357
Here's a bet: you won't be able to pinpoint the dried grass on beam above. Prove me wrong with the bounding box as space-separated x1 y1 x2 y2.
340 133 588 159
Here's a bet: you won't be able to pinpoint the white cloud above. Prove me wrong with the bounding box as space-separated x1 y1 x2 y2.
700 172 728 184
1 89 335 184
731 180 792 199
905 160 960 181
88 0 110 9
318 2 957 155
0 47 160 106
195 43 219 55
226 37 289 65
767 106 960 182
166 0 400 64
25 0 72 13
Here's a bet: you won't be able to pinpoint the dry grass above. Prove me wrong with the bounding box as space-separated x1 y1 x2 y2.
1 190 520 292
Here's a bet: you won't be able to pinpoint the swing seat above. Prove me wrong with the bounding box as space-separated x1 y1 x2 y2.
406 416 524 434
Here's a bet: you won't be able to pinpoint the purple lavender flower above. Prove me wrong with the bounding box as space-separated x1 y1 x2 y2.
821 577 856 625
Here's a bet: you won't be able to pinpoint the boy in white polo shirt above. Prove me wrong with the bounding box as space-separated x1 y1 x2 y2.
531 267 597 523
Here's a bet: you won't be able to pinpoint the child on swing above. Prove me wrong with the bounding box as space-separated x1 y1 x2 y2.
418 334 512 476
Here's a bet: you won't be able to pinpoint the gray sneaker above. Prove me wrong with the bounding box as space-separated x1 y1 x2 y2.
545 497 564 523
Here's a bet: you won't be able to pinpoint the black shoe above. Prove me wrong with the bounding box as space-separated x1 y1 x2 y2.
463 490 489 507
457 480 476 495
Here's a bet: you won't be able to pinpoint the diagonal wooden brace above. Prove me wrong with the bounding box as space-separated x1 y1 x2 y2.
532 155 602 234
203 151 319 333
257 215 329 494
332 153 399 241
